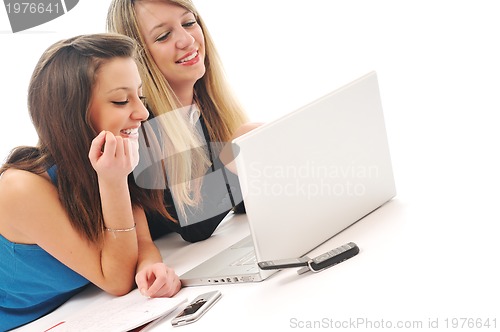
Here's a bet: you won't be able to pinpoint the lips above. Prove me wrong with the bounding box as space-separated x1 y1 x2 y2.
176 50 198 64
120 127 139 136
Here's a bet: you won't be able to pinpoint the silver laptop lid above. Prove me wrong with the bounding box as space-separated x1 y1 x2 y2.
232 71 396 263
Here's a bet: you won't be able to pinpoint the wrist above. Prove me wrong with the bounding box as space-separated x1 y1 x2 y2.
97 175 129 189
105 223 136 239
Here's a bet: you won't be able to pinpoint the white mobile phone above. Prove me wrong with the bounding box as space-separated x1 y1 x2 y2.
171 290 222 327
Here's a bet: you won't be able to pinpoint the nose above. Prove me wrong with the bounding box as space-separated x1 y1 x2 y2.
175 28 195 49
132 99 149 122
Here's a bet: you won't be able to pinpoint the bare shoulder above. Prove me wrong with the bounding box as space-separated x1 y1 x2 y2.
0 168 54 197
0 168 58 242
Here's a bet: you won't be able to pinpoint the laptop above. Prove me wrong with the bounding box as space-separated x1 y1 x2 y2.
180 71 396 286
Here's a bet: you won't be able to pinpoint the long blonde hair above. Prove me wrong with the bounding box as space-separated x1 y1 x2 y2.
107 0 248 221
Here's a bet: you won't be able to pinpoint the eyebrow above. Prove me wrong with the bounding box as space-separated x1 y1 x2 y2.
148 10 193 37
107 83 143 94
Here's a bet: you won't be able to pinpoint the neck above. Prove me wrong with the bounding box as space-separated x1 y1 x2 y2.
172 85 195 108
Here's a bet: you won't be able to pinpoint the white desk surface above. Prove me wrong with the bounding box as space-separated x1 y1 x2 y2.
14 190 500 331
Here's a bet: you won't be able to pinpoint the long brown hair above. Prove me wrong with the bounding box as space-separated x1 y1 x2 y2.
107 0 248 220
0 33 168 244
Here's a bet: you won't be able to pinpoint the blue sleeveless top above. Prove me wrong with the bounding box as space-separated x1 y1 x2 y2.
0 166 90 331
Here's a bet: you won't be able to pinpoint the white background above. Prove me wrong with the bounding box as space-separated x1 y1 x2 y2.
2 1 500 327
2 0 500 232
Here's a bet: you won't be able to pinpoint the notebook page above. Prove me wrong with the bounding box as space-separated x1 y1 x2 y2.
48 289 186 332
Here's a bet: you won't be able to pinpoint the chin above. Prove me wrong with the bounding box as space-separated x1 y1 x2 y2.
195 67 206 81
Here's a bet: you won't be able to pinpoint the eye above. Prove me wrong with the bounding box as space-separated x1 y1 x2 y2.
139 96 147 106
183 21 197 28
112 100 129 106
155 32 170 42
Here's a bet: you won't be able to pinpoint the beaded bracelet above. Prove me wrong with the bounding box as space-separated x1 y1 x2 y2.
105 223 136 238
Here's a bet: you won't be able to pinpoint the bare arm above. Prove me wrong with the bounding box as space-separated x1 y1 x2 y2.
134 207 181 298
0 132 141 295
92 132 140 294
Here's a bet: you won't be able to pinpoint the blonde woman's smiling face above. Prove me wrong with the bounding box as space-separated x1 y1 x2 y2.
135 1 206 96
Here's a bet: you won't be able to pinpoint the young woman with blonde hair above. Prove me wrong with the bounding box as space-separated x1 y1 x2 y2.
107 0 261 242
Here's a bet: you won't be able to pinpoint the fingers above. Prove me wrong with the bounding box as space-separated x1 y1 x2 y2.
144 278 181 298
128 139 140 169
88 130 106 165
144 270 180 298
114 134 125 159
135 271 150 295
136 264 181 298
89 131 138 177
100 132 119 159
91 131 127 159
103 134 133 166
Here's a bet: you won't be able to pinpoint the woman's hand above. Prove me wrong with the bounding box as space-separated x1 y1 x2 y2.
88 131 139 182
135 262 182 298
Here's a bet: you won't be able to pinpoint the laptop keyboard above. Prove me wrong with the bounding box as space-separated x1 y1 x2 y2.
230 250 257 266
229 235 254 249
